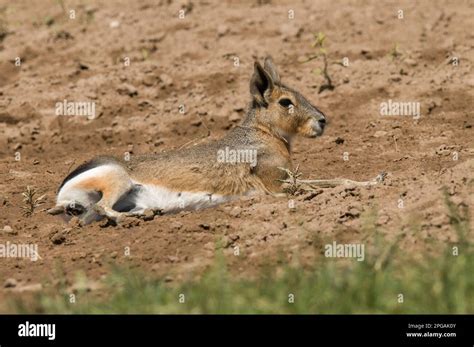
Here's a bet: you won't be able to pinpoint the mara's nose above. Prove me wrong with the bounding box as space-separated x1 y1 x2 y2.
318 117 326 128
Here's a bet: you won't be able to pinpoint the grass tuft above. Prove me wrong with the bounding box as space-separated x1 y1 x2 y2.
20 186 45 217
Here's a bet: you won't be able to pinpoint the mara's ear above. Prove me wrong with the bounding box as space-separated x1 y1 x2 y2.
250 61 274 107
263 56 281 85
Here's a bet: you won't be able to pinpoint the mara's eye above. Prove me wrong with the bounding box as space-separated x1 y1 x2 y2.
279 98 293 107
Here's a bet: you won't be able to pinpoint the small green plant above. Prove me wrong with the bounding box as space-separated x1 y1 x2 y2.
44 16 55 27
389 43 402 60
0 23 6 42
141 48 149 60
303 32 335 93
56 0 66 14
85 8 95 24
443 188 470 244
0 7 8 42
21 186 45 217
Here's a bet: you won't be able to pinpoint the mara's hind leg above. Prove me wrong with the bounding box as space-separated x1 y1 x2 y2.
85 175 133 224
51 163 134 224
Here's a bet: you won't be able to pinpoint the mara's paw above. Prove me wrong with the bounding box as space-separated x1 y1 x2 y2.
47 205 64 215
93 205 126 224
135 208 162 221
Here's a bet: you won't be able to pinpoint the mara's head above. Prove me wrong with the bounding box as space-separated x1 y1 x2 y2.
247 56 327 140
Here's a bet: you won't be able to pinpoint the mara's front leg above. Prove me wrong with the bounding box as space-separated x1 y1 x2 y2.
255 155 292 195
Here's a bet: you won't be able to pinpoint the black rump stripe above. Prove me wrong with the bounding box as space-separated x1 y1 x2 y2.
57 156 120 192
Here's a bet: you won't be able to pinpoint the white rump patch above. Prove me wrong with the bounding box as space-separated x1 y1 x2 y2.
129 183 234 214
56 164 124 208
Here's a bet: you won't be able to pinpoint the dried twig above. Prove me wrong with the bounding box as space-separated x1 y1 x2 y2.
279 168 387 193
278 164 302 195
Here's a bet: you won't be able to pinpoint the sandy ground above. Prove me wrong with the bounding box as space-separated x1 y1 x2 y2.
0 0 473 310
